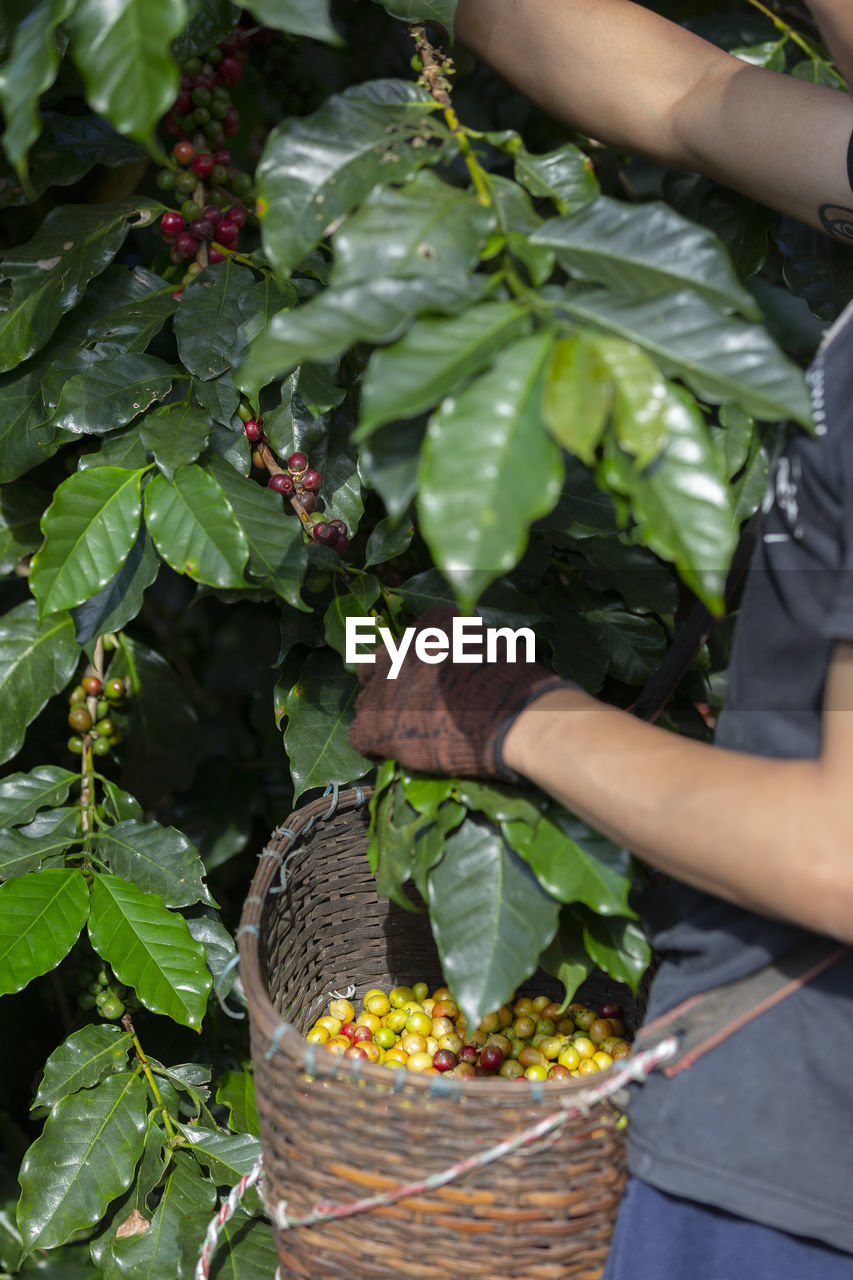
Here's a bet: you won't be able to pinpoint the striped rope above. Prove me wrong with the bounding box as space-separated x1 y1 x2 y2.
195 1155 264 1280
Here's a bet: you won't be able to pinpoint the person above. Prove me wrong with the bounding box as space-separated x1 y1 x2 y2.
348 3 853 1276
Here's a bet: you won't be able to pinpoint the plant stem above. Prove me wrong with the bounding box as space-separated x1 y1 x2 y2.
124 1014 177 1142
743 0 816 57
410 25 492 207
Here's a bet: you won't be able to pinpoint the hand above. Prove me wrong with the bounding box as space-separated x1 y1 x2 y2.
347 606 570 780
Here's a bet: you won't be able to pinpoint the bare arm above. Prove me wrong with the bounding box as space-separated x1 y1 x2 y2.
502 641 853 943
455 0 853 238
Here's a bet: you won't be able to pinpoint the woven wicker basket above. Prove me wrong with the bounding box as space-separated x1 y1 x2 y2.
239 787 648 1280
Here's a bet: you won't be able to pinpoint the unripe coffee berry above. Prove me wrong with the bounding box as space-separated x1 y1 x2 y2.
93 737 111 756
204 120 225 143
174 140 195 165
269 473 295 495
244 418 263 441
181 200 201 220
81 675 102 696
193 107 211 125
192 86 212 107
232 171 252 195
288 452 308 473
192 152 215 177
182 56 203 75
176 170 198 195
69 684 86 705
68 705 93 732
301 469 322 491
211 164 229 185
105 678 125 702
156 170 177 190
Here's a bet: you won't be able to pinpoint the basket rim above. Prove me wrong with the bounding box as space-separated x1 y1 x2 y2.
238 785 637 1104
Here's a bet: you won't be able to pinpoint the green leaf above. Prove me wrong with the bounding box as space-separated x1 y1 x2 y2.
17 1073 148 1251
364 515 414 567
372 782 421 912
0 364 57 484
418 331 563 609
78 426 150 472
372 0 457 27
71 525 161 645
88 873 211 1030
0 112 147 209
110 634 200 803
282 647 370 801
101 781 143 824
89 1112 168 1271
0 0 74 180
215 1071 260 1136
29 467 146 617
540 912 593 1006
172 0 238 61
510 138 600 215
451 780 544 827
532 197 759 316
185 915 238 1001
0 483 46 572
599 387 737 612
542 335 613 464
427 816 560 1028
68 0 187 150
208 1209 279 1280
0 869 89 997
141 404 211 480
177 1125 261 1183
204 455 308 609
174 261 262 381
357 300 532 439
0 200 162 370
588 334 676 467
0 765 76 829
242 0 340 42
0 601 79 767
559 286 813 427
34 1026 134 1110
95 820 215 909
358 417 426 518
256 80 443 279
145 466 250 588
580 596 667 684
576 909 651 992
53 355 174 435
504 809 635 914
573 535 679 614
323 574 381 660
0 812 78 882
100 1149 214 1280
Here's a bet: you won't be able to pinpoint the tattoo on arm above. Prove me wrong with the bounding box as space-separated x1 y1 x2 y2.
819 205 853 242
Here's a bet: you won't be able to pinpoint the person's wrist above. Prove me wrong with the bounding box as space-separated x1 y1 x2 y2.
499 685 586 780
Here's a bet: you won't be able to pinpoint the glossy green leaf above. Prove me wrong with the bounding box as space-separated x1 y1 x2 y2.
573 535 679 614
542 335 613 465
172 0 238 61
145 467 250 588
185 915 238 1001
372 0 456 26
357 301 532 438
0 200 161 370
418 331 563 609
372 782 421 912
0 869 89 997
451 780 544 827
78 426 150 472
0 111 147 209
34 1026 133 1110
174 261 262 381
533 197 759 316
29 467 146 617
586 334 676 467
204 454 307 609
318 440 364 532
68 0 187 150
282 647 370 801
101 1149 215 1280
0 601 79 766
0 483 46 572
582 597 667 684
54 355 174 436
88 1112 168 1271
242 0 340 41
0 811 78 882
0 0 74 180
559 286 813 427
256 80 443 279
101 782 143 824
0 363 57 483
511 139 599 215
427 816 560 1028
599 387 737 611
323 575 381 662
88 873 211 1030
358 417 426 518
76 273 177 356
178 1125 261 1183
504 809 635 914
110 634 200 803
141 404 211 480
400 773 456 822
540 912 594 1006
0 765 76 830
208 1209 279 1280
576 908 651 992
71 525 161 645
364 515 414 567
95 820 215 909
215 1071 260 1136
17 1072 148 1251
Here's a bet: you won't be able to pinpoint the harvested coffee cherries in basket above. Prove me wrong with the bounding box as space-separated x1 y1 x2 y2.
305 985 632 1080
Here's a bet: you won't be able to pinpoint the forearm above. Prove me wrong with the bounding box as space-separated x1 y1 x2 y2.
502 687 853 942
455 0 853 234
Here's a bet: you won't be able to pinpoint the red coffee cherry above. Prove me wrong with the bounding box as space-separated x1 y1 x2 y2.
208 247 226 264
192 152 215 178
216 221 239 246
173 232 200 260
173 140 195 165
219 56 243 85
160 210 186 237
268 473 295 495
301 469 322 491
202 204 222 224
312 522 335 544
213 149 232 167
224 206 246 228
244 418 263 442
287 452 308 473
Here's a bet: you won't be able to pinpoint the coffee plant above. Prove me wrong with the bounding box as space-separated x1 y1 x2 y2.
0 0 845 1273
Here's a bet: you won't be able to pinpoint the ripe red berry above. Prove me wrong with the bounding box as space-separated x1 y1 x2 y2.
223 107 240 136
162 113 182 136
288 452 308 473
208 247 226 264
224 205 246 228
202 204 222 224
312 522 335 544
173 232 200 259
160 210 186 238
212 149 232 167
174 88 193 114
479 1044 503 1072
334 534 349 555
244 418 263 441
219 34 240 54
195 71 218 91
189 216 215 241
216 220 239 246
301 469 322 491
433 1049 458 1072
268 473 295 495
173 140 195 165
300 492 317 515
81 675 103 696
219 56 243 85
171 288 185 301
192 152 215 177
329 519 348 536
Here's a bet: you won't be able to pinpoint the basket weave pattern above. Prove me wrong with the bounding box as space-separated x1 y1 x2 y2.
239 788 645 1280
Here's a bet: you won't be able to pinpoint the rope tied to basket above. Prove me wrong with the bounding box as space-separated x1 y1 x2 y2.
194 1155 264 1280
269 1036 677 1232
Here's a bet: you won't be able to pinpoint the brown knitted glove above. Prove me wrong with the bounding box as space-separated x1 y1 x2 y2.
347 606 571 781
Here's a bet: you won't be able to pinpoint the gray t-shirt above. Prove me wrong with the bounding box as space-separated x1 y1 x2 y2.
626 300 853 1252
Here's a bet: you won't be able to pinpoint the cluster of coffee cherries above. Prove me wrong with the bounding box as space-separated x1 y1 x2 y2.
76 958 131 1021
306 985 632 1081
158 143 248 266
161 32 248 145
67 675 126 757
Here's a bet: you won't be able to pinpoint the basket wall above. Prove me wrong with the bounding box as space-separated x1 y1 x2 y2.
239 789 647 1280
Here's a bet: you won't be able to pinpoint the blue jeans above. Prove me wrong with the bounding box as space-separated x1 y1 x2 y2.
603 1178 853 1280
